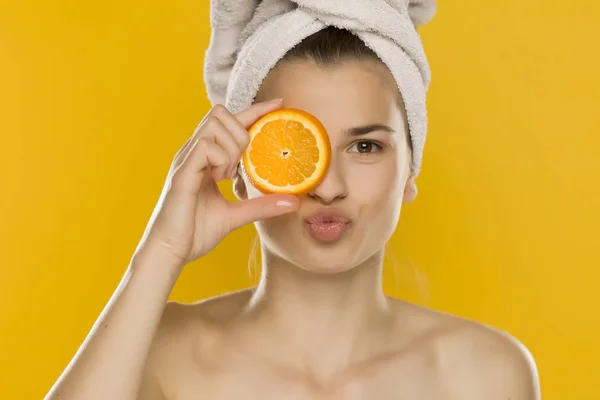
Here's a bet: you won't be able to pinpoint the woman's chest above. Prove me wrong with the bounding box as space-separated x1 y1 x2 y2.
163 355 446 400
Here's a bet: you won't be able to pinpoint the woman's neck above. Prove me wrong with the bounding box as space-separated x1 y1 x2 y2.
238 246 395 382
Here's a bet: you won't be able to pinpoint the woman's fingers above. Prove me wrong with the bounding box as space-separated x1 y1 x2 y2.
201 115 241 181
234 98 283 128
210 105 251 178
227 193 300 232
172 99 285 183
171 138 229 194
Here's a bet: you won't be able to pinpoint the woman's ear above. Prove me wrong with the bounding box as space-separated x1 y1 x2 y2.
403 174 418 203
233 164 248 201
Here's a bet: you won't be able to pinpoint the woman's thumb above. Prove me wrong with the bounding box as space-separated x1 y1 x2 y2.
227 194 300 231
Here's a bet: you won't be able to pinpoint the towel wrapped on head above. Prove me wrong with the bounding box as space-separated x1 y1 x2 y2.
204 0 436 177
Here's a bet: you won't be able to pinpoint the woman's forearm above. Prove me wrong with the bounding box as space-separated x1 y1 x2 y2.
45 252 181 400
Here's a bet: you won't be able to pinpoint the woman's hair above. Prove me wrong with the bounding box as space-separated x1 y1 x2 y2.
282 26 380 66
278 26 413 153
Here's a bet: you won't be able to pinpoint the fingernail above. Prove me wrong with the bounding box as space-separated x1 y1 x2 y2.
268 98 283 104
276 200 294 207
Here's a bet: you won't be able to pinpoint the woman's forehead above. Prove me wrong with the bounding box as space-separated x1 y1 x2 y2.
256 60 404 134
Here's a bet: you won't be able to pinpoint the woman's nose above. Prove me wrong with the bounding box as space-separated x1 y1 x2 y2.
307 160 348 204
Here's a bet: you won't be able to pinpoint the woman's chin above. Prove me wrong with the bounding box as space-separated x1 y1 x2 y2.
298 262 355 275
287 246 364 275
259 227 380 275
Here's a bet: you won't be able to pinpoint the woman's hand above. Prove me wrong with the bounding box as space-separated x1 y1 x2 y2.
133 99 300 271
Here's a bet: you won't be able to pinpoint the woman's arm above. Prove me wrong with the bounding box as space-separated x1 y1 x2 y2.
44 100 296 400
44 251 179 400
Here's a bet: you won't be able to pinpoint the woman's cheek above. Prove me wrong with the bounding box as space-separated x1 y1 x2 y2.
347 156 399 199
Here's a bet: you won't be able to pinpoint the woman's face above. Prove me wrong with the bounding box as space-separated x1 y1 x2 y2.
235 59 417 273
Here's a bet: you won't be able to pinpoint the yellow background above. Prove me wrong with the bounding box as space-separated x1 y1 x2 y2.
1 1 599 398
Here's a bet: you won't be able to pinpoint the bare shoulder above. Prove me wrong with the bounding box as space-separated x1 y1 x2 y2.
141 289 254 395
163 288 254 326
392 300 541 400
440 316 540 399
152 287 254 349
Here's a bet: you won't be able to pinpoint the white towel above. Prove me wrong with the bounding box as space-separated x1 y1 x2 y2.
204 0 436 177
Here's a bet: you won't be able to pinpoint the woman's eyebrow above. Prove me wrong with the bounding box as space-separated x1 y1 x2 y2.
344 124 396 136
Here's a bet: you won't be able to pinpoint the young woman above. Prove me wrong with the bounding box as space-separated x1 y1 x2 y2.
45 24 540 400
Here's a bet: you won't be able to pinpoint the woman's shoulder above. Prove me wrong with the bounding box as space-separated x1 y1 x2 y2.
148 289 254 355
158 288 254 337
139 290 254 394
390 299 540 398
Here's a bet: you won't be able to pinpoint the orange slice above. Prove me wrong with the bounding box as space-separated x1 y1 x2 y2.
242 108 331 195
